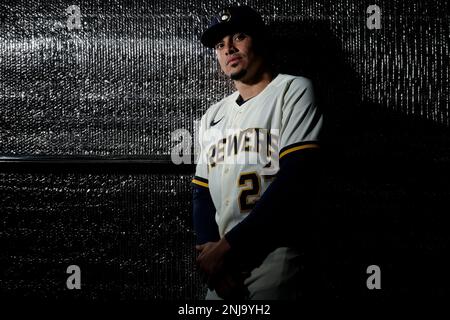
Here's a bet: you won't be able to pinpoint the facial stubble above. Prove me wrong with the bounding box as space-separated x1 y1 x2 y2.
229 69 247 80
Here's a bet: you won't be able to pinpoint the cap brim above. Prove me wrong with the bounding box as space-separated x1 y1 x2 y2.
201 22 239 48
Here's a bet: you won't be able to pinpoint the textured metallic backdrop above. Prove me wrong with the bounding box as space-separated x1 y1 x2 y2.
0 0 449 301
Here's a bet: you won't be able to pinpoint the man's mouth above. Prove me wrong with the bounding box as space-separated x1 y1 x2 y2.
227 56 241 65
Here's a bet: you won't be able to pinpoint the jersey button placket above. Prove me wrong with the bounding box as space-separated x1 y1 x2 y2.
224 167 230 208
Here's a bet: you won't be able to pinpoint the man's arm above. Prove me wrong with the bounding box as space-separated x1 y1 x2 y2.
193 180 250 298
195 147 322 280
192 181 220 245
224 146 322 264
192 112 220 245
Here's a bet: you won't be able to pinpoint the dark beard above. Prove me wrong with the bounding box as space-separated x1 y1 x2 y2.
230 69 247 80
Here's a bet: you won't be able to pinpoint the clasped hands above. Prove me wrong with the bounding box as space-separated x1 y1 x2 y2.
196 238 249 299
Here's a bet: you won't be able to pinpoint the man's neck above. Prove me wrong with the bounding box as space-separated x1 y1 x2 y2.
234 69 273 101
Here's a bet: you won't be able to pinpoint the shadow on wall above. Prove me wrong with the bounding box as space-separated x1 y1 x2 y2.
269 20 450 299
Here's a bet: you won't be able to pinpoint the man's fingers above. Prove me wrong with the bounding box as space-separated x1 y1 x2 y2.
196 249 207 264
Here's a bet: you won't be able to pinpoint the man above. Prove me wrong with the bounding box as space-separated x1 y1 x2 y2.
192 5 323 300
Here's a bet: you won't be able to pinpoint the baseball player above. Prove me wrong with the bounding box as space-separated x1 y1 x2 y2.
192 5 323 300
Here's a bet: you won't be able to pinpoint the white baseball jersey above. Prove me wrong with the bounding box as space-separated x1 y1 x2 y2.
192 74 323 238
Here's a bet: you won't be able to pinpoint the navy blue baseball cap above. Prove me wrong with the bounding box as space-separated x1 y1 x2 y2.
201 6 266 48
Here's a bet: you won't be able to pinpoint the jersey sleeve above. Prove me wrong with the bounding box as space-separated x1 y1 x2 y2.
279 78 323 159
192 114 209 188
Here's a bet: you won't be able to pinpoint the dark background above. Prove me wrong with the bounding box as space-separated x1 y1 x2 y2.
0 0 449 301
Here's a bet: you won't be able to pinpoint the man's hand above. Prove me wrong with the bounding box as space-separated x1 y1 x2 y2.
196 238 251 299
196 238 231 278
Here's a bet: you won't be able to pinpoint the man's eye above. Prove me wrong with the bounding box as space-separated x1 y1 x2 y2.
234 33 246 41
215 43 224 49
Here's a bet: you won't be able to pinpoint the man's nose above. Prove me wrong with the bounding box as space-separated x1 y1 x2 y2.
225 41 237 55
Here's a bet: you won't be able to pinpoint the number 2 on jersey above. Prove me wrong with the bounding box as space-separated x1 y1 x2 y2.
238 172 261 212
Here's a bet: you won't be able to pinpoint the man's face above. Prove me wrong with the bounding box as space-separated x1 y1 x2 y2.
214 32 263 81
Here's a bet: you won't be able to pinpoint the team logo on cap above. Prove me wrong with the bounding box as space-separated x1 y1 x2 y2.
220 10 231 22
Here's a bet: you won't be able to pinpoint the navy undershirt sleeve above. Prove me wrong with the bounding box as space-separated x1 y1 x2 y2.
192 185 220 245
224 148 322 264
